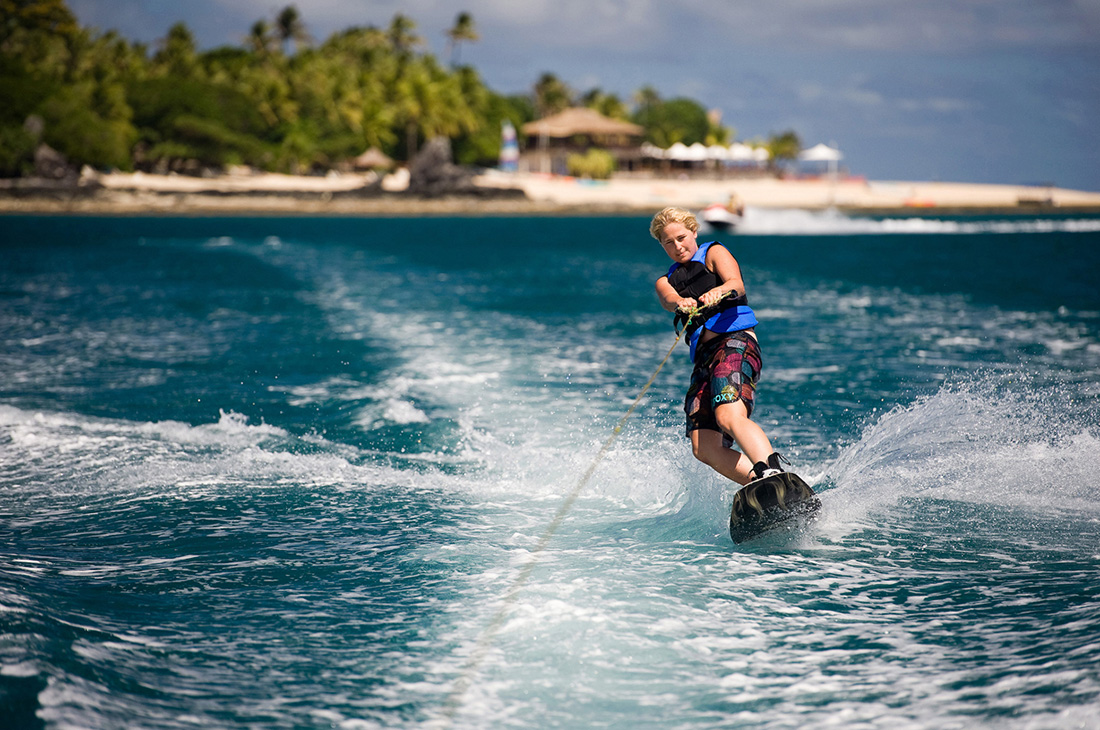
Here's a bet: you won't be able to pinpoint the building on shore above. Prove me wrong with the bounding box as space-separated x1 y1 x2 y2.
517 107 772 180
517 108 848 182
520 108 644 175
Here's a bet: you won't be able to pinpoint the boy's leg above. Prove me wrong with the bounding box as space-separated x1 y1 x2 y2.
713 399 773 466
690 428 756 485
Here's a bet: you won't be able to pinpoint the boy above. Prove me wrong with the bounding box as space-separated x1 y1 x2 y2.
651 206 786 484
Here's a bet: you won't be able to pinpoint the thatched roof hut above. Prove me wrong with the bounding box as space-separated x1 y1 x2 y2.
520 108 644 175
522 107 643 139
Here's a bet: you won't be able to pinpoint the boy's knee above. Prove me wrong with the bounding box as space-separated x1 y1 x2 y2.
715 403 747 431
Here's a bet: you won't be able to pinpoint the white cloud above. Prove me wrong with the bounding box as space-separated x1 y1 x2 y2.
841 87 885 107
796 84 826 103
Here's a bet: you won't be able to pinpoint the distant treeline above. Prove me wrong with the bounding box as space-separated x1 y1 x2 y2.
0 0 801 177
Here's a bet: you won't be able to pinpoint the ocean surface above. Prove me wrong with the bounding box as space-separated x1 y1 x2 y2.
1 209 1099 729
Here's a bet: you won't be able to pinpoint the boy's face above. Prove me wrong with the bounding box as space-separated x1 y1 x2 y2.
659 222 698 264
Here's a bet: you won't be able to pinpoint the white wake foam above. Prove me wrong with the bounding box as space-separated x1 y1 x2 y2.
0 405 431 500
736 207 1100 236
820 376 1100 535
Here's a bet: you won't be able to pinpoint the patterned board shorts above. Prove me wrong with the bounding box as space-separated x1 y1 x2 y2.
684 329 762 438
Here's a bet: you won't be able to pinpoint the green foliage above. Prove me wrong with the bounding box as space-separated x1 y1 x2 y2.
275 5 310 55
387 14 420 57
0 0 781 177
38 83 135 169
706 114 732 146
127 76 270 169
0 122 36 175
446 11 478 67
766 129 802 169
581 88 629 121
633 96 710 147
156 114 267 168
129 77 267 138
1 3 138 172
567 148 615 179
153 22 198 77
0 0 78 40
0 62 56 125
534 72 572 117
453 90 531 167
0 0 78 80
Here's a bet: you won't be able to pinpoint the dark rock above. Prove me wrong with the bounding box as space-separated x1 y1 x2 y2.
34 144 77 181
406 137 478 197
405 136 527 200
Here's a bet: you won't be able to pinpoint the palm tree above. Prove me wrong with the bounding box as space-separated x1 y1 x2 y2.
581 88 628 120
445 12 478 67
247 19 275 57
533 72 572 118
320 25 389 62
387 13 420 57
0 0 78 48
632 85 661 115
155 22 198 77
392 57 478 160
766 129 801 173
275 5 310 55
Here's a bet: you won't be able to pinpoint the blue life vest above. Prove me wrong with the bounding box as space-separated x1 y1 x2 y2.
666 241 758 361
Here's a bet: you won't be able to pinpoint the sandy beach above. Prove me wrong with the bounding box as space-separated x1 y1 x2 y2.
481 172 1100 215
2 168 1100 216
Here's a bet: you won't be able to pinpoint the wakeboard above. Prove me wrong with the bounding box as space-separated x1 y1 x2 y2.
729 471 821 544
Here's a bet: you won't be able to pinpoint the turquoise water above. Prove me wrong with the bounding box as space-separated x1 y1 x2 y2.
1 210 1099 729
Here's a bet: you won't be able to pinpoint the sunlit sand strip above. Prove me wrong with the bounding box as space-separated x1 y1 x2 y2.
3 168 1099 215
478 171 1100 212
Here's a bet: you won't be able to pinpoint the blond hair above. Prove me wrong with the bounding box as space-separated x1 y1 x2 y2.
649 207 699 241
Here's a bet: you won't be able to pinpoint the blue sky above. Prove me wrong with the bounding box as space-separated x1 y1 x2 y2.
68 0 1100 191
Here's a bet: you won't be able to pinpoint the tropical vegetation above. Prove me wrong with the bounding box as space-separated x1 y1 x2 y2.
567 148 616 180
0 0 800 177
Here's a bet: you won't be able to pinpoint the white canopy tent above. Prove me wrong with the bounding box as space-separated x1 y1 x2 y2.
798 143 843 183
729 143 763 162
798 143 843 162
688 143 710 161
707 144 731 161
653 141 768 165
799 143 844 206
665 142 690 160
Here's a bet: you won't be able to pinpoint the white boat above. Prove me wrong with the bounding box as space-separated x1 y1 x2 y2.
699 201 743 233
